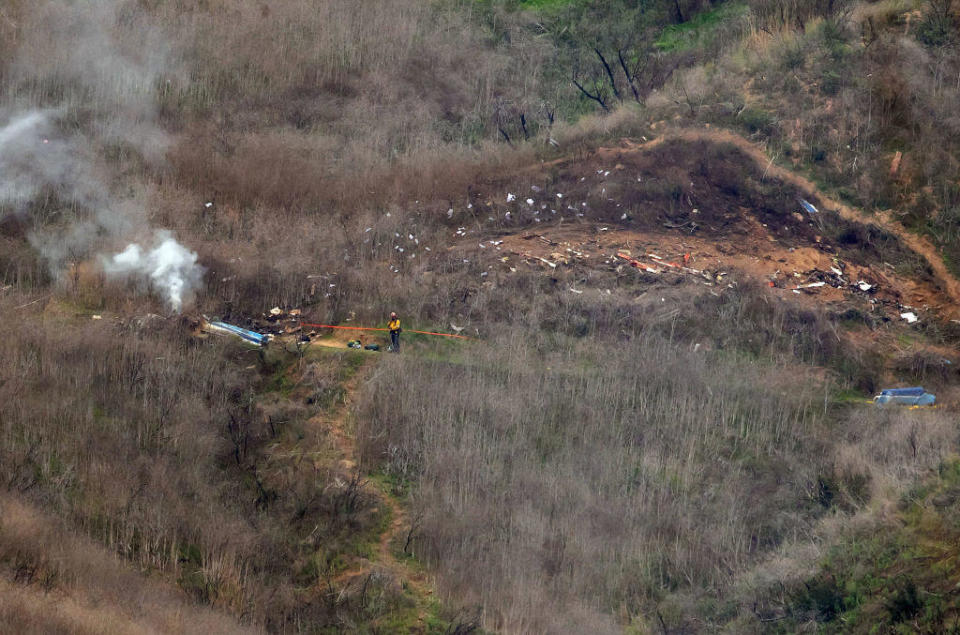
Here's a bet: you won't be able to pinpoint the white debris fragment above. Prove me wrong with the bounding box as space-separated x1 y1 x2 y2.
365 227 372 232
569 287 583 294
901 312 919 323
526 198 534 206
447 209 454 218
507 193 516 202
621 213 627 220
858 281 873 291
204 202 213 208
831 266 843 276
557 193 563 199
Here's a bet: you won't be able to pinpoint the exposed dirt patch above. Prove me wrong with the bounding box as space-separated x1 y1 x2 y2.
448 128 959 323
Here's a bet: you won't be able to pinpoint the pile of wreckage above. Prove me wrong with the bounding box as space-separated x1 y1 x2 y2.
201 306 306 347
775 261 876 295
775 263 925 323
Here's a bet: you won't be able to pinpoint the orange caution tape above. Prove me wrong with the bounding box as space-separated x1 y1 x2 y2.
301 322 472 340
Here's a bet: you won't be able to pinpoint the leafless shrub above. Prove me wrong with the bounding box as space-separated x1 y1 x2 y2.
748 0 855 32
358 320 833 631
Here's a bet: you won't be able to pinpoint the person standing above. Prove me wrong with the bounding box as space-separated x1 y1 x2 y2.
388 312 401 352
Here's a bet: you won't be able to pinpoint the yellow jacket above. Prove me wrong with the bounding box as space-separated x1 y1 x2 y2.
388 318 401 332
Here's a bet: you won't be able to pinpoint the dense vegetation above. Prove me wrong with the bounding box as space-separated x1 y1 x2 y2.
2 0 960 632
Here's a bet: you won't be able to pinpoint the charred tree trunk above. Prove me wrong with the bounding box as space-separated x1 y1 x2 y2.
618 49 642 104
594 48 622 102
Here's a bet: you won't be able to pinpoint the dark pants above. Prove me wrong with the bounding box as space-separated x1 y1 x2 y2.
390 330 400 352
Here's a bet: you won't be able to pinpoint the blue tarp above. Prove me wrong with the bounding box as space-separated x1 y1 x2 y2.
874 386 936 406
209 321 269 346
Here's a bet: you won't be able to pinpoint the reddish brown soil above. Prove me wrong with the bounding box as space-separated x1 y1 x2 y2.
452 128 960 324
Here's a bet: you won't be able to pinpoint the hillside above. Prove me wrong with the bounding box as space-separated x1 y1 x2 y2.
3 0 960 633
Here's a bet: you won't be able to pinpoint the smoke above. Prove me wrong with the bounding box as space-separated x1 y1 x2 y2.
102 232 202 313
0 0 202 312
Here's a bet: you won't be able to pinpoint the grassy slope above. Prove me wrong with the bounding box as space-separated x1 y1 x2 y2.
3 0 960 632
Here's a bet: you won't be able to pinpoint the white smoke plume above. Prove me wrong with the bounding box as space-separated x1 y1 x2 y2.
0 0 202 312
103 232 203 313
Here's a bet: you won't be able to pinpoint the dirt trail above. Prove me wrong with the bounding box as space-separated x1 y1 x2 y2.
309 352 432 604
645 128 960 309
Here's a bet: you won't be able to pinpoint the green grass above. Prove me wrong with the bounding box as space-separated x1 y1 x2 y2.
514 0 585 9
654 1 748 52
781 459 960 632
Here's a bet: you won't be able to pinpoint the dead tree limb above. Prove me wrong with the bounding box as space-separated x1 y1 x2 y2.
594 48 622 102
519 113 530 140
498 126 514 148
572 77 609 112
617 49 642 103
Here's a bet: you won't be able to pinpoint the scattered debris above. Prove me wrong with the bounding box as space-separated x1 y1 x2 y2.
900 312 919 323
799 199 818 215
